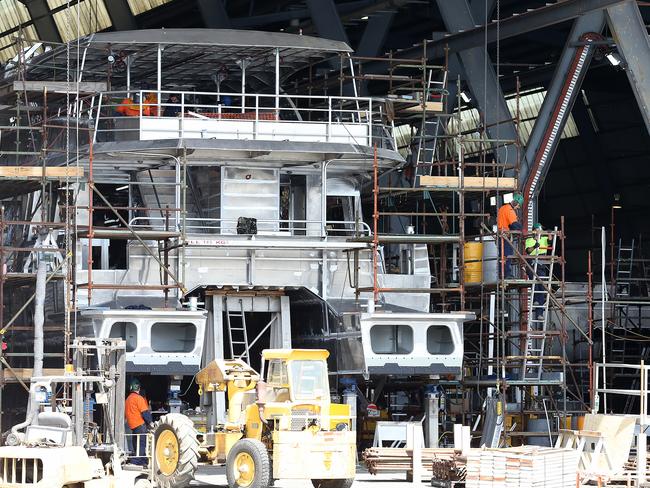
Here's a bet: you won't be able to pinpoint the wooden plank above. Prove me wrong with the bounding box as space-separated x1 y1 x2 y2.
419 175 517 191
2 367 65 382
0 166 84 180
13 80 107 94
400 101 444 113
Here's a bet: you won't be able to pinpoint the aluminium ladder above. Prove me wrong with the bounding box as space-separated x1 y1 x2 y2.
610 239 635 362
521 230 558 381
413 68 448 186
225 298 251 362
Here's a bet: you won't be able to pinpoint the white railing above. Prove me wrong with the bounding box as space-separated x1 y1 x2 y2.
88 90 396 150
593 361 649 424
127 216 372 237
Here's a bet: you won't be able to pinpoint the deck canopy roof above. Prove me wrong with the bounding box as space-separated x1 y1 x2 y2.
19 29 352 91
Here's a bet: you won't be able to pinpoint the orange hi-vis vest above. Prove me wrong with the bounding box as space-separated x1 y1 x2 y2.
497 203 518 231
116 98 140 116
125 392 149 429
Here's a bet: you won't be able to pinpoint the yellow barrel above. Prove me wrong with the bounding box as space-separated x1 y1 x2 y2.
464 242 483 284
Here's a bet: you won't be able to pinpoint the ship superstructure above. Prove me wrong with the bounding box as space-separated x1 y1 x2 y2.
0 29 472 425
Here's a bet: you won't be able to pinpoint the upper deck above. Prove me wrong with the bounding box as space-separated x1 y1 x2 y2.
1 29 403 173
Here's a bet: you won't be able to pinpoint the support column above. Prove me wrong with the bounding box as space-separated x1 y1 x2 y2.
19 0 61 43
104 0 137 30
203 295 225 425
520 10 605 228
606 0 650 136
269 296 292 349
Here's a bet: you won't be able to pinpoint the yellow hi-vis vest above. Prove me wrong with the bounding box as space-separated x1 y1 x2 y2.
525 235 549 256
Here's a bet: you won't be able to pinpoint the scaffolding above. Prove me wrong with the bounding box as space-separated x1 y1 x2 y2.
0 31 191 431
352 51 585 445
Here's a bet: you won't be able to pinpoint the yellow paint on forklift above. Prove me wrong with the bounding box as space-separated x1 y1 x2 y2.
261 349 329 361
271 430 356 479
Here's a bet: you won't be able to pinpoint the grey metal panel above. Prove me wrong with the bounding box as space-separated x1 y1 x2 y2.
197 0 232 29
220 167 279 234
78 28 352 52
437 0 518 167
606 0 650 136
104 0 137 31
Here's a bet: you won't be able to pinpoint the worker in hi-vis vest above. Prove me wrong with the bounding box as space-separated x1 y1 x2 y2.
125 378 153 466
525 222 552 320
497 193 524 278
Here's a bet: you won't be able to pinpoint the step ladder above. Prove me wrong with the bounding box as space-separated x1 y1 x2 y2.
412 68 447 186
521 229 558 381
225 298 251 362
623 344 649 414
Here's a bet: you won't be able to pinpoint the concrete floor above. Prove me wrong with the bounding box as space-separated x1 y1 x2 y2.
192 466 431 487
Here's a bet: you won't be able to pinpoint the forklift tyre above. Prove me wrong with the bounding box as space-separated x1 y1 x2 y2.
151 413 199 488
311 479 354 488
226 439 272 488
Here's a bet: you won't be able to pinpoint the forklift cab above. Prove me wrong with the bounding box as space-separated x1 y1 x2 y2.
258 349 330 406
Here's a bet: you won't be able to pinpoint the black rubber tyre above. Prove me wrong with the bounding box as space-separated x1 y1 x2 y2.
151 413 199 488
311 479 354 488
226 439 272 488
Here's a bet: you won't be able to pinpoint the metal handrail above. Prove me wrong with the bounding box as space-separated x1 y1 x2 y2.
127 216 372 237
84 89 396 150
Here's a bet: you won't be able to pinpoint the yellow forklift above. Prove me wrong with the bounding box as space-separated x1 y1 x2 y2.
195 349 356 488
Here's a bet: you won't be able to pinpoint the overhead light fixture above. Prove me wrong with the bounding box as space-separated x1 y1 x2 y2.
460 90 471 103
116 185 129 191
606 52 622 67
361 15 369 20
612 193 622 209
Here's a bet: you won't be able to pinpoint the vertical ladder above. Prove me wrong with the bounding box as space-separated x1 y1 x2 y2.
521 230 558 380
610 239 635 362
615 238 634 298
413 68 447 185
225 298 251 362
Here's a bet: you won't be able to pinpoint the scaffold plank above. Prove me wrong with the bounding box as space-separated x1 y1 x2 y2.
419 175 517 190
13 81 108 94
0 166 84 180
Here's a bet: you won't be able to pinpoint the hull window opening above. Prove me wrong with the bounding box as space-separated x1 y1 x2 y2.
109 321 137 352
370 324 414 354
150 322 197 353
426 326 455 355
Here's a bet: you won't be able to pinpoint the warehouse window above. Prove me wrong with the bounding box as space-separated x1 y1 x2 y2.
150 322 196 353
370 324 413 354
109 321 137 352
426 326 455 355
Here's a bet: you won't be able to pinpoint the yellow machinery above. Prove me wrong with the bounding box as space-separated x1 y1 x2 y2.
196 349 355 488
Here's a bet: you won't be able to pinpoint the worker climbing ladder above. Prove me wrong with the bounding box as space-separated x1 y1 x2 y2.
521 229 558 380
225 298 251 362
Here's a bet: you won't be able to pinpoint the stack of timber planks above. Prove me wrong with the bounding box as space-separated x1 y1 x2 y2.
363 447 466 478
465 446 579 488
